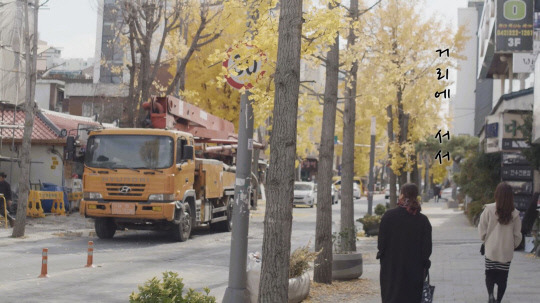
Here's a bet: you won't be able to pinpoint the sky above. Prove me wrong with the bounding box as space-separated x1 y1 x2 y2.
38 0 470 60
39 0 99 59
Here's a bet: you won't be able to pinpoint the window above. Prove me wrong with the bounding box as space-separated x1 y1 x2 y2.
176 138 187 164
85 135 174 169
82 102 94 117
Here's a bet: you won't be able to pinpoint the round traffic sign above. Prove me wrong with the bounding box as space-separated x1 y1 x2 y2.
223 45 266 90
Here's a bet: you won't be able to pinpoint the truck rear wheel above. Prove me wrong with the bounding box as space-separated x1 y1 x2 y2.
95 218 116 239
172 207 192 242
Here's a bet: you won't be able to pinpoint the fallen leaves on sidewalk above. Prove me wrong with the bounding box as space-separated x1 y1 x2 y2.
304 278 379 303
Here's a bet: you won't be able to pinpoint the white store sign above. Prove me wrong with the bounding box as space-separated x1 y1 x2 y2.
513 53 537 73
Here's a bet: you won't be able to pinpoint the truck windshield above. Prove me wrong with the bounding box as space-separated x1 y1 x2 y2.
85 135 174 169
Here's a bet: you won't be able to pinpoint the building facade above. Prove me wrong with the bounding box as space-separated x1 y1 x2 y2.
93 0 125 84
0 0 30 105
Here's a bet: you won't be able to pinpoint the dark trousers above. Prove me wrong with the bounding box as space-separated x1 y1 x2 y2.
485 269 509 301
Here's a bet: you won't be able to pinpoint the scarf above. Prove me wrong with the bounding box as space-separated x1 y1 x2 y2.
397 197 421 215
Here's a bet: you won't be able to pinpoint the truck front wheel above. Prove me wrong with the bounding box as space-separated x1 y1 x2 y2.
95 218 116 239
172 207 192 242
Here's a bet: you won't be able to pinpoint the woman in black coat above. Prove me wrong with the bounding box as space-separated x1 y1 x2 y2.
377 183 432 303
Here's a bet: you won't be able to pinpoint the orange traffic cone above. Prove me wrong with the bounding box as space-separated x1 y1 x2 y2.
85 241 94 268
38 248 49 278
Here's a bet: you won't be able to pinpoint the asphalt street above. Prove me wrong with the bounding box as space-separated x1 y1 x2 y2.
0 194 386 302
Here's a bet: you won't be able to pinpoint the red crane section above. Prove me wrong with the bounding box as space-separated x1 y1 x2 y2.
143 95 237 141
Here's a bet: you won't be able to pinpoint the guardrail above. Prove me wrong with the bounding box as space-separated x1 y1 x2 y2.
1 195 7 228
27 190 67 217
68 191 83 212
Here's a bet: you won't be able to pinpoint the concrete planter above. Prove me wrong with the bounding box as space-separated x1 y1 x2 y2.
288 272 310 303
366 225 379 236
332 252 363 280
447 200 459 208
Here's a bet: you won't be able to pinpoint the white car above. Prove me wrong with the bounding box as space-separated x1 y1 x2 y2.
334 180 361 200
293 182 316 208
353 182 361 199
384 184 400 200
331 184 338 204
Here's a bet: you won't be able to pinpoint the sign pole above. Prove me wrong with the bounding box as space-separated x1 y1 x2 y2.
223 91 253 303
222 44 264 302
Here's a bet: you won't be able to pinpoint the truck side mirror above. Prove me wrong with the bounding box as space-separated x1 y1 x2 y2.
182 145 194 161
66 136 76 160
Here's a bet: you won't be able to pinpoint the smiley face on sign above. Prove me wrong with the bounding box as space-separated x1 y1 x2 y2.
223 45 266 90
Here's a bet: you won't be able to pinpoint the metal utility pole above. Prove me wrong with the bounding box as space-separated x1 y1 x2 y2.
367 117 376 215
223 7 263 299
223 91 254 303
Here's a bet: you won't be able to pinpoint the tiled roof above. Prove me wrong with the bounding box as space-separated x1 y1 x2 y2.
0 108 115 143
0 109 58 141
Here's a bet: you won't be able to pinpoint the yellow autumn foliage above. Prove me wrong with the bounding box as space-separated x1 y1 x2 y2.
351 0 467 177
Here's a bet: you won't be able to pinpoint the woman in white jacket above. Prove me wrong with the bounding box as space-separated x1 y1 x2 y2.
478 182 522 303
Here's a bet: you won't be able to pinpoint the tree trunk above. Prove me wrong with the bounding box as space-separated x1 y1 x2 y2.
137 51 151 126
423 153 429 195
386 105 397 208
374 166 380 188
411 153 419 189
258 1 303 301
167 23 197 96
250 128 262 209
296 158 302 181
121 0 181 127
340 0 359 253
13 0 39 238
396 85 409 187
314 33 339 283
125 25 137 127
380 163 385 188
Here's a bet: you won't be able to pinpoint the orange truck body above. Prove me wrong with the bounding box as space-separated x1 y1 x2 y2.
80 127 236 241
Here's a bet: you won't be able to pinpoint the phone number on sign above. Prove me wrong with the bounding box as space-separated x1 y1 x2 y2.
496 30 533 36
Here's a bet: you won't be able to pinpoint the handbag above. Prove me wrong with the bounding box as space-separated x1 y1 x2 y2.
421 270 435 303
480 243 485 255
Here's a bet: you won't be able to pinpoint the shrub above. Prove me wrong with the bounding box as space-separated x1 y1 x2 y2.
357 214 381 236
374 204 386 216
289 241 320 278
129 271 216 303
454 152 501 204
466 201 485 225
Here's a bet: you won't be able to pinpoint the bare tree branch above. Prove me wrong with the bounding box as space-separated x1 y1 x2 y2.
359 0 382 16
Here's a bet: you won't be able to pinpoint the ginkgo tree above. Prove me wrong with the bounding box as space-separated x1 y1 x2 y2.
165 0 223 96
361 0 467 207
172 0 342 294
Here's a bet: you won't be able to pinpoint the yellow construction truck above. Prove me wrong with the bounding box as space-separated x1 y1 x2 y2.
80 96 245 241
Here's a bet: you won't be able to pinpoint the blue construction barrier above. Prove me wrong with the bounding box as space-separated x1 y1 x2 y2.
40 183 70 213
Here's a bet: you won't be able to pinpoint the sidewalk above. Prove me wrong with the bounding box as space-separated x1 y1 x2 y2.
309 200 540 303
359 201 539 303
0 212 94 245
423 201 540 303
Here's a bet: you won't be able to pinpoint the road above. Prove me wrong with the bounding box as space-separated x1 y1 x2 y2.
0 194 386 303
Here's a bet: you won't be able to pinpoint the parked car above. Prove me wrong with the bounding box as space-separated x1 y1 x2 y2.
353 182 361 199
384 184 400 200
293 182 316 208
333 179 362 200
